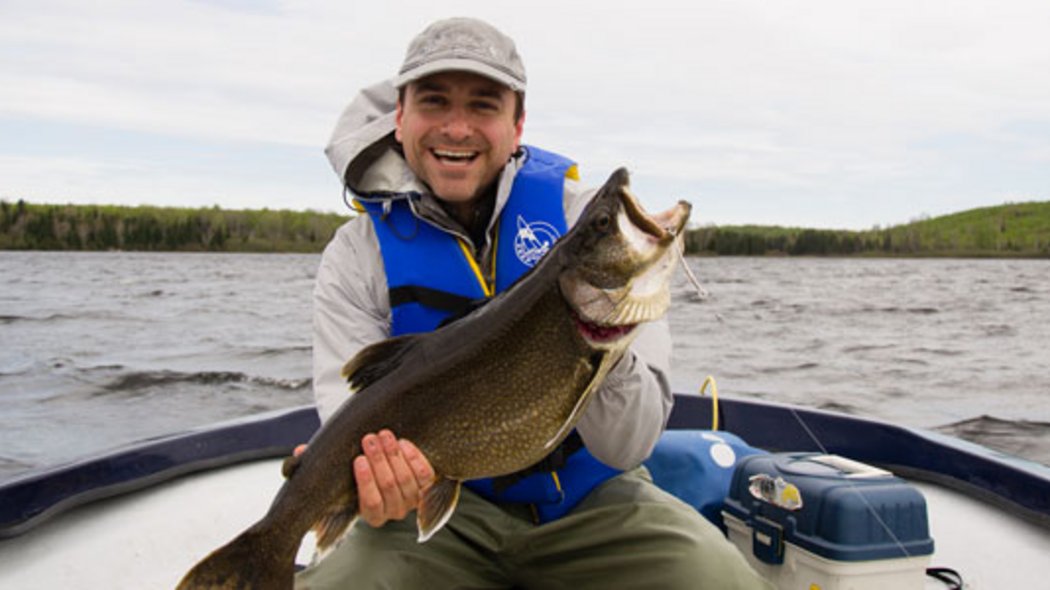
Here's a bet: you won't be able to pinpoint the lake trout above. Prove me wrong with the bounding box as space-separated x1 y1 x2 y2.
177 168 691 589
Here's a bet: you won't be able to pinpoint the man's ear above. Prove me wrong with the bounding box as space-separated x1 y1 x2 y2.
513 109 525 151
395 100 404 143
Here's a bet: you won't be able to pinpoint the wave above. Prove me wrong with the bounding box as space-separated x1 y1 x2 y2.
816 401 859 415
0 455 35 470
235 345 313 358
0 311 127 324
936 416 1050 466
0 314 67 324
911 346 964 357
978 324 1017 337
841 344 895 354
888 356 930 366
872 306 940 315
98 369 310 395
757 362 820 374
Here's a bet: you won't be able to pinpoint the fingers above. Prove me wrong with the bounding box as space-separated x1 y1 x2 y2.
354 430 432 528
354 455 386 527
368 431 412 519
399 438 435 488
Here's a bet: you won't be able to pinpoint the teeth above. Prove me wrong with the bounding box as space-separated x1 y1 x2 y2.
433 149 477 160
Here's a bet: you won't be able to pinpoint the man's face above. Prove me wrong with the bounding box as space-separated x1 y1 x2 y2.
396 71 524 206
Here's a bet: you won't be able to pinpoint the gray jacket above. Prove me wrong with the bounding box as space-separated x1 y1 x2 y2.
313 80 674 469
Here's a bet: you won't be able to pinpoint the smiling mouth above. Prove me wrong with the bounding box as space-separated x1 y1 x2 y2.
431 148 479 165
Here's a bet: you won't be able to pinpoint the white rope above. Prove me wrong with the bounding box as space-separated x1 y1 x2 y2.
674 244 709 301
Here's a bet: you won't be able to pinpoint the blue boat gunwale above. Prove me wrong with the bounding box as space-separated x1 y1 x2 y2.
2 393 1049 540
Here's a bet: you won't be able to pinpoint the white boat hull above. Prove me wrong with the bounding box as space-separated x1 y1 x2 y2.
1 457 1049 589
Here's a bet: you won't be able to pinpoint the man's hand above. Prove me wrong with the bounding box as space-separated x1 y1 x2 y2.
355 430 434 527
292 430 435 528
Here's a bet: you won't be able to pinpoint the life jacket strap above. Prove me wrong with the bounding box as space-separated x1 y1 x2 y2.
388 286 476 314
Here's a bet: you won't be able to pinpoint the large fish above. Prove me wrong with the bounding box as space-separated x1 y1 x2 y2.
177 168 691 589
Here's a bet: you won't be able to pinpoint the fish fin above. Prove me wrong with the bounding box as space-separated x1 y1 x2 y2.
417 477 461 543
341 334 419 391
313 508 358 551
542 356 609 449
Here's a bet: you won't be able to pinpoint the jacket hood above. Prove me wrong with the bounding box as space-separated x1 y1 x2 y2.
324 79 426 197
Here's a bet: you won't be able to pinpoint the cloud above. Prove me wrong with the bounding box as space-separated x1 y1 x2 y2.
2 0 1049 228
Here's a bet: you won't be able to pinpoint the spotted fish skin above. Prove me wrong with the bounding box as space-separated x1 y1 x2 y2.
176 168 691 589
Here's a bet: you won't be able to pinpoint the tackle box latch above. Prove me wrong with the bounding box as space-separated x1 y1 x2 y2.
752 516 785 565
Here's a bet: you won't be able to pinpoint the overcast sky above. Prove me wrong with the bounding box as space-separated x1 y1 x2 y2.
2 0 1048 229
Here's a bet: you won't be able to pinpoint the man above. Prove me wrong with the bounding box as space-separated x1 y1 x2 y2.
300 17 768 589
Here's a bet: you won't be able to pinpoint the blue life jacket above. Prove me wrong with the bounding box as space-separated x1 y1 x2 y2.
358 145 620 523
643 430 766 532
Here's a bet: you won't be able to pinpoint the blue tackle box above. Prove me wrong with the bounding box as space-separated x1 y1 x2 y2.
722 453 934 565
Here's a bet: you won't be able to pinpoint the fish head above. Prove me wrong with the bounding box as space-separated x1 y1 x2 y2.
558 168 691 349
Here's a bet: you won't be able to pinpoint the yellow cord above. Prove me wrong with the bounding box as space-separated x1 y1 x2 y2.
699 375 719 431
490 221 499 285
456 238 494 297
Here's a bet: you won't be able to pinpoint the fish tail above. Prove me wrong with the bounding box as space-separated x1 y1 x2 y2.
176 524 296 590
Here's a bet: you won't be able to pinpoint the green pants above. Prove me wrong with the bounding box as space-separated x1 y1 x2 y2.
295 467 771 590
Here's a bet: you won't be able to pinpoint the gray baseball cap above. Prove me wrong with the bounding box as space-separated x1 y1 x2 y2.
393 17 526 92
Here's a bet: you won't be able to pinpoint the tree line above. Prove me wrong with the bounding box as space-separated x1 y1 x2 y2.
2 198 1048 256
683 201 1050 257
0 200 350 253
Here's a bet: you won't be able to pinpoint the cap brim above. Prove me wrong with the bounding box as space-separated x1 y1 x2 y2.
393 58 525 93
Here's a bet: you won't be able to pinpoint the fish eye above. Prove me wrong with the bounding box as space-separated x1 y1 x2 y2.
593 212 612 233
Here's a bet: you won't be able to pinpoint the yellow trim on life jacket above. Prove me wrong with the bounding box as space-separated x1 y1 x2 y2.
457 238 494 297
551 471 563 494
490 220 500 285
565 164 580 182
350 198 366 213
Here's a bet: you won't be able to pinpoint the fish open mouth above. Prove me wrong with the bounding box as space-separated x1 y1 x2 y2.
572 311 637 344
620 186 690 245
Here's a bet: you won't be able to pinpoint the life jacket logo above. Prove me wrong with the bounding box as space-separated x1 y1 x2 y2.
513 215 560 267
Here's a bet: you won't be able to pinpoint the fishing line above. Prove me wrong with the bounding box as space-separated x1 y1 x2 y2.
686 259 956 584
684 253 915 554
786 408 916 560
788 413 965 587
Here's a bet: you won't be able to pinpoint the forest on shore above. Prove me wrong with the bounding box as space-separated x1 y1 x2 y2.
0 200 349 253
2 198 1049 257
683 201 1050 257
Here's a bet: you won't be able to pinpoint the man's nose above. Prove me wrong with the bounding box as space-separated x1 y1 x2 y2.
439 110 472 141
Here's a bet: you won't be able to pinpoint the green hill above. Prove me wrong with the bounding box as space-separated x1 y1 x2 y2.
685 201 1050 257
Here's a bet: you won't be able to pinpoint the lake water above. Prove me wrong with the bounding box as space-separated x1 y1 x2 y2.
1 251 1048 482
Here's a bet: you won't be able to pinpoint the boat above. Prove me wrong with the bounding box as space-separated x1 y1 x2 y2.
2 393 1049 589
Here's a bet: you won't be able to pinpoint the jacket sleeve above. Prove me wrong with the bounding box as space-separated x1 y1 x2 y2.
312 216 391 423
563 179 676 469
